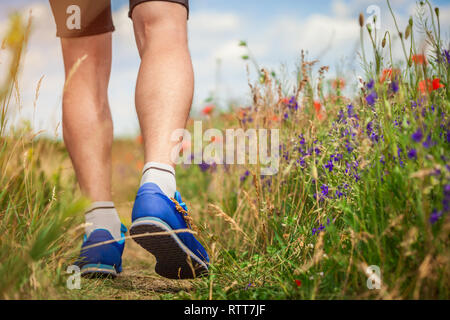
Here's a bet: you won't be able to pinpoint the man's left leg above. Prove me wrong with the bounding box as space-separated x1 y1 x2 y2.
128 0 209 279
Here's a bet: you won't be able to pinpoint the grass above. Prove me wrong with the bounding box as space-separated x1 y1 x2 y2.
0 0 448 299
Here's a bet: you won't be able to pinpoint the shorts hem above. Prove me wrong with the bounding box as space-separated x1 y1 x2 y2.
56 25 115 38
128 0 189 19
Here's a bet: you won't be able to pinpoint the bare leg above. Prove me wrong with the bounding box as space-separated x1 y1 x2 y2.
131 1 193 167
60 33 113 201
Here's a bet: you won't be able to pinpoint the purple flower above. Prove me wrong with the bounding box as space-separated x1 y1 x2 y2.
320 184 329 197
422 135 436 149
442 49 450 64
198 162 210 171
365 91 378 106
367 79 375 90
240 170 250 182
407 149 417 159
324 160 334 172
390 81 399 93
411 129 423 142
429 209 443 224
335 189 344 198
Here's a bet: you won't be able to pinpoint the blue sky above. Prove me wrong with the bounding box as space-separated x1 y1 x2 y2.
0 0 449 137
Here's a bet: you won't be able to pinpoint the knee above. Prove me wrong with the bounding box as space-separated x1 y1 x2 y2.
132 3 188 53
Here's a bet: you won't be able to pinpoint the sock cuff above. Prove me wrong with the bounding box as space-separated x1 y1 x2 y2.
142 162 175 176
85 201 115 214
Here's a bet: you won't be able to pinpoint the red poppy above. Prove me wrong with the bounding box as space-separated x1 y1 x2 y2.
202 104 215 115
313 101 324 120
379 68 400 83
419 78 445 94
294 279 302 287
432 78 444 90
271 115 280 122
314 101 321 113
412 54 427 65
280 97 290 104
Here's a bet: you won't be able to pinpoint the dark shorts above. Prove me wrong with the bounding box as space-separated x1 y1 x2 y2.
49 0 189 38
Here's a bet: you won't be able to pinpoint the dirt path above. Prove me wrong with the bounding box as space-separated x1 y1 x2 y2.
70 239 194 300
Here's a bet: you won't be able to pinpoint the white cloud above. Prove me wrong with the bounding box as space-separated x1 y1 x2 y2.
1 1 449 137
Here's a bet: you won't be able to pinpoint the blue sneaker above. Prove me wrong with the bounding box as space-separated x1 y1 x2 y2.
130 183 209 279
75 224 127 277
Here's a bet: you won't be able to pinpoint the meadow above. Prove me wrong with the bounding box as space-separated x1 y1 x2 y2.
0 0 448 299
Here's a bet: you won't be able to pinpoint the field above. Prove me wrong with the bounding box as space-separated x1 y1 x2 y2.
0 1 449 299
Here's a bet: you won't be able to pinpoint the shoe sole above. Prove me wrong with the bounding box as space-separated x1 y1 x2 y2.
129 218 208 279
80 264 118 278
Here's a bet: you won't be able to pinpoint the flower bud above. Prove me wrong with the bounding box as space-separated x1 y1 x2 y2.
359 13 364 27
405 25 411 40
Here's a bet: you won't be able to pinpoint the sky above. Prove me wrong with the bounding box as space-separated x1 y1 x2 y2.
0 0 449 137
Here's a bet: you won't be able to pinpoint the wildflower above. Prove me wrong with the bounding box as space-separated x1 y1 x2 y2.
379 68 394 83
366 79 375 90
270 115 280 122
320 184 329 197
365 91 378 106
390 81 399 93
294 279 302 287
422 135 436 148
240 170 250 182
314 101 323 119
407 148 417 159
335 189 344 198
202 104 215 115
324 160 334 172
429 209 442 224
411 129 423 142
412 54 427 65
419 78 444 94
432 78 444 90
288 96 299 110
442 49 450 64
198 162 211 172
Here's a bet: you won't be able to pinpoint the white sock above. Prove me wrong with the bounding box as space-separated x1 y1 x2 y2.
140 162 176 198
85 201 122 240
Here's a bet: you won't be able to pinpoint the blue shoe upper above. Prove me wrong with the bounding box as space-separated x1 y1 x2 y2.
76 224 127 273
132 183 209 264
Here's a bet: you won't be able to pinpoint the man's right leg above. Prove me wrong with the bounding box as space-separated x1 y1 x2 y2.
50 0 125 277
60 33 113 203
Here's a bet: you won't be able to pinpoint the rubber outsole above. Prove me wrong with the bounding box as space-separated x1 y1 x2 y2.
80 265 118 278
129 219 208 280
